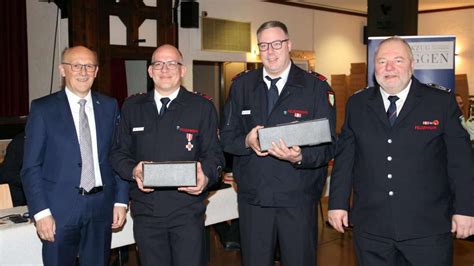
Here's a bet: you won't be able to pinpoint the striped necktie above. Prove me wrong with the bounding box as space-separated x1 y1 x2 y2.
387 95 399 126
265 76 281 115
78 99 95 192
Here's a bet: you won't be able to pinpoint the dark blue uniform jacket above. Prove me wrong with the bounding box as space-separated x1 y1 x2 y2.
220 64 336 207
110 88 224 217
329 77 474 240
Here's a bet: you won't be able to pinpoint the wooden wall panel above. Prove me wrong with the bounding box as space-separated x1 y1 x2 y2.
456 74 470 117
331 63 367 134
331 74 348 134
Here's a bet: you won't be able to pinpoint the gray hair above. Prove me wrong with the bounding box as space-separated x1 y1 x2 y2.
374 36 414 61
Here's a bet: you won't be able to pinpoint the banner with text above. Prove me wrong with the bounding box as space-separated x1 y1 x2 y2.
368 36 456 91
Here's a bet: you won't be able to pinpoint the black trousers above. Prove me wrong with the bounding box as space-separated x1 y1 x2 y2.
238 201 317 266
133 201 206 266
213 219 240 243
353 231 453 266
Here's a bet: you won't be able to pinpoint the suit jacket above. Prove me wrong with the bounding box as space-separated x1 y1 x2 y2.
329 77 474 240
220 64 336 207
110 87 224 217
21 90 129 225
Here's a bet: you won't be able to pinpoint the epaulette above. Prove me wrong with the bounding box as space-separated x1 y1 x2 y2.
354 87 369 95
308 71 327 81
125 92 146 99
425 83 451 93
232 70 250 81
194 91 213 101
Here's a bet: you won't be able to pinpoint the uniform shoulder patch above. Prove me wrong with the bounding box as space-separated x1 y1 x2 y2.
354 87 369 95
232 70 250 81
425 83 451 93
308 71 327 81
125 92 146 99
194 91 213 101
327 90 335 107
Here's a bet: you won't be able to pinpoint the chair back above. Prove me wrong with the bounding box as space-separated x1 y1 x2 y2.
0 184 13 209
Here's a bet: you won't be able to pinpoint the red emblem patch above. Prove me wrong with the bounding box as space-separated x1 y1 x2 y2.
178 128 199 134
287 109 308 118
416 120 439 130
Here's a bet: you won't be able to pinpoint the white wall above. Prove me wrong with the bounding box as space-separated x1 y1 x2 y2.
26 2 473 100
179 0 315 89
26 1 68 102
313 10 367 84
419 9 474 93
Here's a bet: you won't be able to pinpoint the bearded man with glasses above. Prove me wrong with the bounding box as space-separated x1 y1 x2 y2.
220 20 336 266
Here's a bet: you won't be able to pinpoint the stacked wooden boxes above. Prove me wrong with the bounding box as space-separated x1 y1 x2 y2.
330 63 368 134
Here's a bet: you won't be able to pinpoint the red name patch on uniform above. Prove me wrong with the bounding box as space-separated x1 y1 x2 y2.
178 128 199 134
287 109 308 114
287 109 308 118
415 125 437 130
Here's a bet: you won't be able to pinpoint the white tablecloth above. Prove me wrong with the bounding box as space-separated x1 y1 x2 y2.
0 186 238 265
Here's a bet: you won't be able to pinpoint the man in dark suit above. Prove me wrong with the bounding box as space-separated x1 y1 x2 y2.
110 44 224 266
328 37 474 265
21 46 129 266
220 21 336 266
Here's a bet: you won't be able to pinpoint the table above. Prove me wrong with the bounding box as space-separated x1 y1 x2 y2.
0 186 238 265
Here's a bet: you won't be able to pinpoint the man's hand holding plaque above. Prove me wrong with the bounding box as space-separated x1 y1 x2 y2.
133 161 155 193
245 125 268 157
268 139 302 164
178 162 209 196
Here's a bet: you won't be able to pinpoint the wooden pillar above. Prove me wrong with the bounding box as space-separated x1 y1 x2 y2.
65 0 177 96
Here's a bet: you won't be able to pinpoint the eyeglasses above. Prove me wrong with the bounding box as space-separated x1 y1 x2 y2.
150 61 183 70
257 39 289 51
62 63 98 72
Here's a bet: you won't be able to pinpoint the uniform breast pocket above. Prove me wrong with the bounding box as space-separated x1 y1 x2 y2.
240 108 255 131
131 127 147 138
283 108 311 122
130 126 151 152
131 126 146 134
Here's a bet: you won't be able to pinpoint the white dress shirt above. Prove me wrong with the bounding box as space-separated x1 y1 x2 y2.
154 87 180 114
263 63 291 95
65 87 103 187
379 79 412 114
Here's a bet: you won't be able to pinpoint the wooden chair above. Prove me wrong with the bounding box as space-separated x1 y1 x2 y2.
0 184 13 209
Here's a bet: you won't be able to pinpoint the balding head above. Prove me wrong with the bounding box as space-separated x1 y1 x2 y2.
148 44 186 96
59 46 99 98
62 46 98 65
374 37 414 62
151 44 183 63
